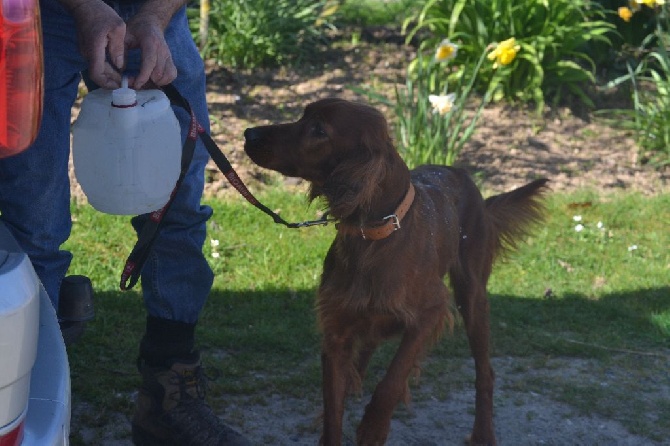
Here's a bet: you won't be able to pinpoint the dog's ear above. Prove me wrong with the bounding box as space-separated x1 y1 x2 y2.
319 108 395 218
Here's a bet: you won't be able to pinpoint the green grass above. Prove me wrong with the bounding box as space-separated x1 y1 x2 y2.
64 188 669 440
487 191 670 357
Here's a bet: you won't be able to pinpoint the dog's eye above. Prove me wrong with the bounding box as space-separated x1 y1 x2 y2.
311 123 328 138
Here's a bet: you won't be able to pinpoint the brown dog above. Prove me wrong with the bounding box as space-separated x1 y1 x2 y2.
243 98 548 445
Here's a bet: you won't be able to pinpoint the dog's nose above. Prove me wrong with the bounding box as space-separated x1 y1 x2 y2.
244 127 263 142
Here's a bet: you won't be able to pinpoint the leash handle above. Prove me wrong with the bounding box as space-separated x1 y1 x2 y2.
120 84 332 290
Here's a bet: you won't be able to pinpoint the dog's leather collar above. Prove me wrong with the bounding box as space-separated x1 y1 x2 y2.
338 183 416 240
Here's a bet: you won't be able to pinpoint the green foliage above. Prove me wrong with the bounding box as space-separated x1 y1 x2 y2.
625 49 670 166
353 38 499 167
337 0 419 27
403 0 616 111
596 0 659 48
187 0 339 68
392 47 495 168
602 2 670 166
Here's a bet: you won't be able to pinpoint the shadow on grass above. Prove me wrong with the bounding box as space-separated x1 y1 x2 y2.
67 285 669 405
488 286 670 358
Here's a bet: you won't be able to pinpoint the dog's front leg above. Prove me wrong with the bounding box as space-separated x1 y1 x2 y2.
320 330 356 446
357 301 448 445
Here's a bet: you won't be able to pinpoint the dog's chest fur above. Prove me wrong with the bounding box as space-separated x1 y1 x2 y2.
317 167 464 329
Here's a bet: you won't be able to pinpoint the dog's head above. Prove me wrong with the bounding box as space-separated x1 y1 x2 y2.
244 98 404 218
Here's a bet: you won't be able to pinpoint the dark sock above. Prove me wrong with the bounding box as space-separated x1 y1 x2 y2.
139 316 197 367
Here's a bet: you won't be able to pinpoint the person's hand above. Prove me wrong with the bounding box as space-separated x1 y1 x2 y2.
124 13 177 89
65 0 126 89
62 0 184 89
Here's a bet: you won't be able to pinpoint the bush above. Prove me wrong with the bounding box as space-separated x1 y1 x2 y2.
589 1 663 81
403 0 616 111
596 0 659 48
336 0 418 27
603 1 670 167
392 41 496 168
188 0 339 69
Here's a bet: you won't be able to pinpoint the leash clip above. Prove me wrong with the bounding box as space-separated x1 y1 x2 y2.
290 212 333 228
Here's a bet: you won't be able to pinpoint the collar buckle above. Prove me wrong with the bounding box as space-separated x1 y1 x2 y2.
383 214 401 231
360 214 400 240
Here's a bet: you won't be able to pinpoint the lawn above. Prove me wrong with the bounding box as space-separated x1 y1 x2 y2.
65 188 669 443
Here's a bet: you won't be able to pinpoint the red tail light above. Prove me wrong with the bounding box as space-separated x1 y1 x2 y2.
0 0 43 158
0 419 24 446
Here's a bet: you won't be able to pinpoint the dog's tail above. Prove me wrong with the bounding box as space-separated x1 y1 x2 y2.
485 179 550 257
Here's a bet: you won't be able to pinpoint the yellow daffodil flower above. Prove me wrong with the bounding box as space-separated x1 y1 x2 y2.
619 6 634 21
428 93 456 115
434 39 459 63
636 0 665 7
315 0 339 26
487 38 520 69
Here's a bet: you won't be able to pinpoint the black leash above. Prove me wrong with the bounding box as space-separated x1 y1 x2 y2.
120 83 332 290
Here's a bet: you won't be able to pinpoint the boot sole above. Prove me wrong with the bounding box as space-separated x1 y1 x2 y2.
131 424 178 446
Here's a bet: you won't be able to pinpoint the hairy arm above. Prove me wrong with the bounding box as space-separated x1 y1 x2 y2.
124 0 190 88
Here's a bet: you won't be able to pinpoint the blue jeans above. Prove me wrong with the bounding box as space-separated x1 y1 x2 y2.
0 1 214 323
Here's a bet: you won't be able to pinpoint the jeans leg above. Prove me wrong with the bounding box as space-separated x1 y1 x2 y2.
0 1 85 308
130 7 214 323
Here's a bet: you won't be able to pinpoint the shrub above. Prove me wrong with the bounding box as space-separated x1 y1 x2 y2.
604 1 670 167
351 39 506 168
188 0 339 68
392 40 498 168
403 0 616 112
596 0 659 48
336 0 418 27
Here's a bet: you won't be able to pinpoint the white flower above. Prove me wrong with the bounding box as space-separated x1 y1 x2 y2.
434 39 459 62
428 93 456 115
575 224 584 232
573 215 582 222
597 221 604 229
210 239 220 247
628 245 638 252
212 252 220 258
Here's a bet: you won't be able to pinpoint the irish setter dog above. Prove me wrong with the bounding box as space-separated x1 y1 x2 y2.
243 98 548 445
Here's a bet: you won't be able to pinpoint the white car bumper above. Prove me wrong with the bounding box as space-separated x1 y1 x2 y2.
0 222 71 446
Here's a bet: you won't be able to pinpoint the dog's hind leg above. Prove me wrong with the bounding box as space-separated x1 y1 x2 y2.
452 273 497 446
356 288 449 446
354 341 378 387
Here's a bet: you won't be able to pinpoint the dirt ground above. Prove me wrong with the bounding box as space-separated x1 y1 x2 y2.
74 354 670 445
68 29 669 202
69 32 669 445
199 32 668 200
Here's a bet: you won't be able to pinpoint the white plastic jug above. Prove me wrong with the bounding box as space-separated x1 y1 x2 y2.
72 79 182 215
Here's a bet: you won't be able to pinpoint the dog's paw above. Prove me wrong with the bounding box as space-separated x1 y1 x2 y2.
464 433 496 446
356 425 390 446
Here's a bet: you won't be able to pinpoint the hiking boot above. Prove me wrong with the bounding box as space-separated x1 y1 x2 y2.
131 353 250 446
58 275 94 346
